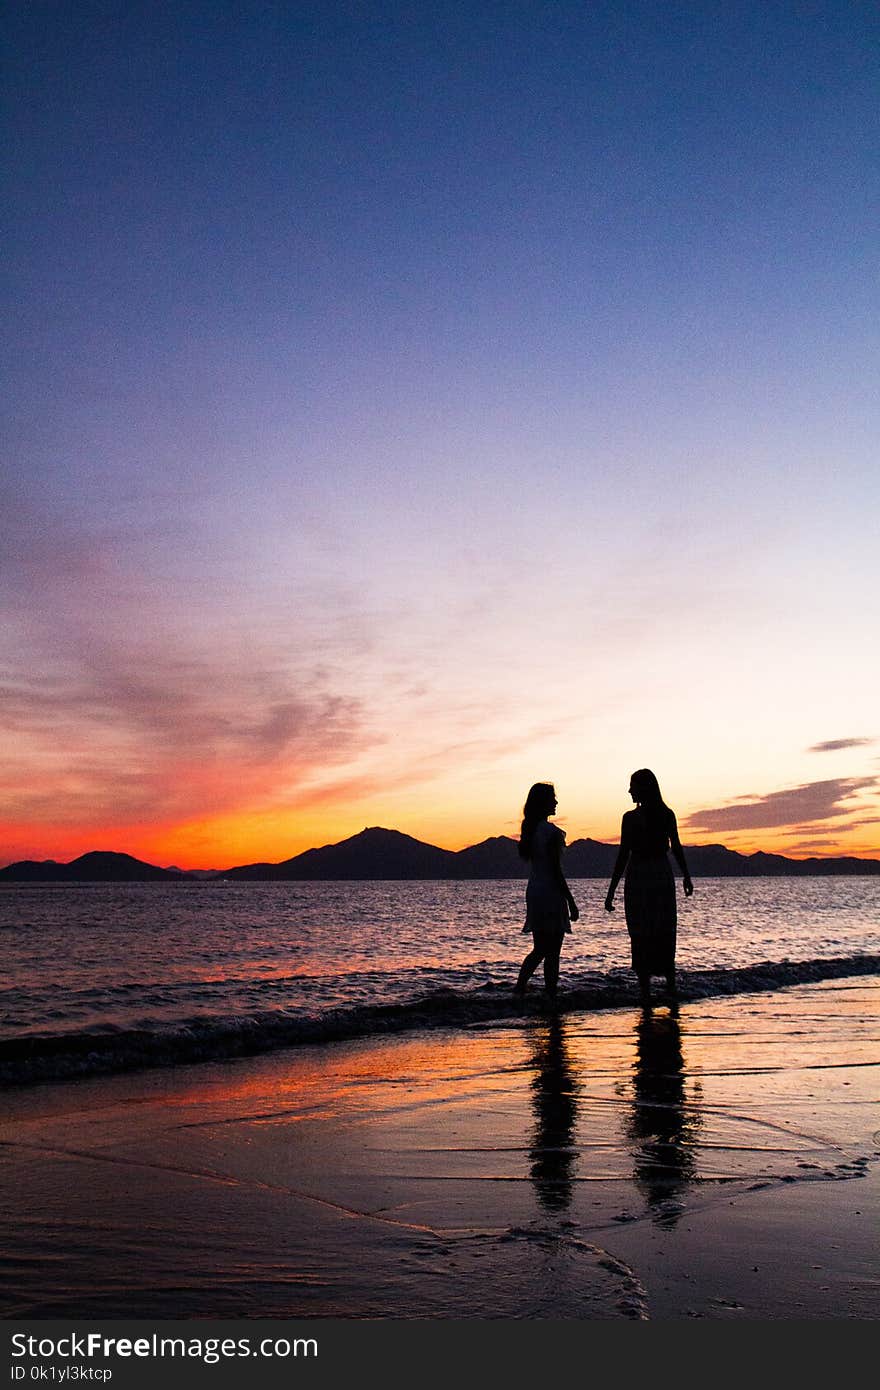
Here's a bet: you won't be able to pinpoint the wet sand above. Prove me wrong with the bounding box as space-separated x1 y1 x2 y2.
1 977 877 1320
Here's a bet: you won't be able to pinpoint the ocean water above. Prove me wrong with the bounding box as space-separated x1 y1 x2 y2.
1 877 878 1085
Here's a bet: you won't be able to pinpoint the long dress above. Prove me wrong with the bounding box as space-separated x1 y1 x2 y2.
622 808 677 976
522 820 572 940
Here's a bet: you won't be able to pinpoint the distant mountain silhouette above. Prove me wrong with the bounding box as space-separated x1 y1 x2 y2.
0 851 182 882
221 827 880 880
559 838 618 876
165 866 222 879
225 827 457 880
1 831 878 881
452 834 527 878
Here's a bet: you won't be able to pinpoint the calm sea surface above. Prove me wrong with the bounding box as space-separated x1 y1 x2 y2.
2 877 878 1084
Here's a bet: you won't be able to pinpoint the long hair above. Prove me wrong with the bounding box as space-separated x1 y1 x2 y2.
519 782 556 859
629 768 670 827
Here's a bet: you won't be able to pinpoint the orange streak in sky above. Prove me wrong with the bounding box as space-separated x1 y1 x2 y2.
0 812 877 871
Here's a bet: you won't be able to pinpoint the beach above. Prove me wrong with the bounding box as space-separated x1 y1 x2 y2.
1 974 876 1321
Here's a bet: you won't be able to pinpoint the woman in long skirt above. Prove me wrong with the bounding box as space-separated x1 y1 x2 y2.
605 769 692 1003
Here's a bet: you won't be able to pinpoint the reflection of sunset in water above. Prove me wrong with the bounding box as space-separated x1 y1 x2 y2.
150 1028 535 1129
2 982 876 1319
7 880 877 1088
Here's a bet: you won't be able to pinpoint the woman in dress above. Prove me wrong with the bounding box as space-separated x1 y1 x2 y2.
604 769 693 1003
515 783 579 1000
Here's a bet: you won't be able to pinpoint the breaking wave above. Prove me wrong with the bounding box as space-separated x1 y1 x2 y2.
2 953 877 1088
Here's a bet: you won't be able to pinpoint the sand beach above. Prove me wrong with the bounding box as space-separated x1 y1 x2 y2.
1 975 876 1321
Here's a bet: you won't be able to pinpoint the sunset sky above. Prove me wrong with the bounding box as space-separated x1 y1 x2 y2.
3 1 879 868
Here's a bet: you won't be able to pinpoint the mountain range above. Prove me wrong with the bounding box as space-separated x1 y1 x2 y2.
1 827 879 880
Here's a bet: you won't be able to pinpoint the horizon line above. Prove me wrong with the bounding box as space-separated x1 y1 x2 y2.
3 824 880 874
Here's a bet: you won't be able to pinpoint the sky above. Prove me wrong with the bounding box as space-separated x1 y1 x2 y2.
3 0 879 868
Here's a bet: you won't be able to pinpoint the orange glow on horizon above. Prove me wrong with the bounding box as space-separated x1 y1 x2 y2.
1 807 877 871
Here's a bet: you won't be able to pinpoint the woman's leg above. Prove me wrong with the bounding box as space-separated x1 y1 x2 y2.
543 941 562 999
515 941 545 993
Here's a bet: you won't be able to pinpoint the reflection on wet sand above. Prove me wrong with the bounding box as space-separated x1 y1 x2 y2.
528 1015 580 1212
627 1005 701 1226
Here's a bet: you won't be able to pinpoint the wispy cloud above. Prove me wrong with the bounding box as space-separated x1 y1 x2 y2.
684 778 879 832
778 815 880 836
808 737 874 753
0 653 369 828
0 502 375 830
784 839 843 852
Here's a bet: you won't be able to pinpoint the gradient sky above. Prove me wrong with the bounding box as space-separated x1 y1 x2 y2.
3 1 879 868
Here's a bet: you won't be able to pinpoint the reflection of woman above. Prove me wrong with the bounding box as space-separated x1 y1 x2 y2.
529 1015 579 1212
514 783 579 1000
628 1007 699 1226
605 769 692 1003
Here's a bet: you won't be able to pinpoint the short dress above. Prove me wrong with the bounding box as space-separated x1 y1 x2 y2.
522 820 572 940
622 809 677 976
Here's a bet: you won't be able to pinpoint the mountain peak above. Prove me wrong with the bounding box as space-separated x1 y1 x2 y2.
2 833 879 882
0 850 180 881
73 851 147 866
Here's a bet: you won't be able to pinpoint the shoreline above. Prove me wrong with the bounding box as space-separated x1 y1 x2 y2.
2 952 878 1090
1 976 877 1319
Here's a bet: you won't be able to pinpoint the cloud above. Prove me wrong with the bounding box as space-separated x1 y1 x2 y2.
784 839 842 852
808 737 874 753
778 815 880 836
0 502 375 830
684 778 879 832
0 652 369 828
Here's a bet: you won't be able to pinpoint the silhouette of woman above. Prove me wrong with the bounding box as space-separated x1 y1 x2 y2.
605 769 692 1003
515 783 579 1000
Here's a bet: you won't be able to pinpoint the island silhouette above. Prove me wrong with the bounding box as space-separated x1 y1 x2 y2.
1 826 878 880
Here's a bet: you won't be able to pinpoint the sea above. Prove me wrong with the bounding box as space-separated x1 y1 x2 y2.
1 877 878 1086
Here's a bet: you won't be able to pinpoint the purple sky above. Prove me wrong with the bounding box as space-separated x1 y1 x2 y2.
3 2 879 865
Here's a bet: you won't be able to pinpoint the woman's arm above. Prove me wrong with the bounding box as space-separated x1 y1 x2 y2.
605 817 631 911
669 813 693 897
550 828 579 921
